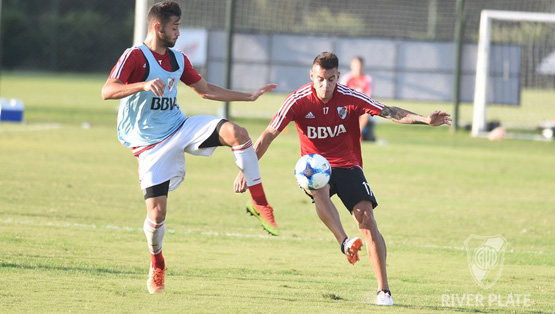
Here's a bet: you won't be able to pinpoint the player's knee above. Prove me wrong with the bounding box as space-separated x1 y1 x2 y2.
222 122 249 144
353 203 377 229
146 199 167 223
359 214 374 228
147 210 166 223
234 124 250 143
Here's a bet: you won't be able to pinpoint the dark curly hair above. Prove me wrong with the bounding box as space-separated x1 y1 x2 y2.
147 1 182 27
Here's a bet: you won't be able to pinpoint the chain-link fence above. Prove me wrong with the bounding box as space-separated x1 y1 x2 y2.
1 0 554 87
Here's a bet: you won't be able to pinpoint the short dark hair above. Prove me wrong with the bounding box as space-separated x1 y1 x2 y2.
147 1 181 27
313 52 339 70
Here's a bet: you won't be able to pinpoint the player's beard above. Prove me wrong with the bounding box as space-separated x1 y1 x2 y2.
159 30 177 48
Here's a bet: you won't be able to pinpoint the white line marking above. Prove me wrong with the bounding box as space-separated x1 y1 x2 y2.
0 217 551 255
0 218 285 240
0 123 62 132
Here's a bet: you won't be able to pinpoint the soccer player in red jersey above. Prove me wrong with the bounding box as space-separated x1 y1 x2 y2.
234 52 451 306
102 1 279 294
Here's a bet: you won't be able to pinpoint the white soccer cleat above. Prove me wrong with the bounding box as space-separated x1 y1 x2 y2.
376 290 394 306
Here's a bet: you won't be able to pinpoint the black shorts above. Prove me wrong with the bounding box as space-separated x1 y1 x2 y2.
302 167 378 212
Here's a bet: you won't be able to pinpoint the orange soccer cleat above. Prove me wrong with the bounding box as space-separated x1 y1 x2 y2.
342 237 363 265
147 264 166 294
246 200 280 236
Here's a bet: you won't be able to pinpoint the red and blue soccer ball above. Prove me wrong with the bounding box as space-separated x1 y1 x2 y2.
294 154 331 190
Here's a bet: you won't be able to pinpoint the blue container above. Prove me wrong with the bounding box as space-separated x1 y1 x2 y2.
0 98 25 122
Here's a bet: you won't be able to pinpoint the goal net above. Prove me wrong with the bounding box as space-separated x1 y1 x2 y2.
472 10 555 139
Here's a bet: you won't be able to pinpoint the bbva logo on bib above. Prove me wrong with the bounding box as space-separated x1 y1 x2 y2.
307 125 346 139
151 97 179 110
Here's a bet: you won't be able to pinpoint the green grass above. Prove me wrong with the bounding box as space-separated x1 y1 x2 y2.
0 72 554 313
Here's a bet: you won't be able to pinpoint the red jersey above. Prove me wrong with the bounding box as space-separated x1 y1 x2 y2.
340 73 372 96
109 46 202 85
270 83 384 168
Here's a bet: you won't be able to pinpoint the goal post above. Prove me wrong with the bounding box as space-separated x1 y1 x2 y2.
472 10 555 137
133 0 148 47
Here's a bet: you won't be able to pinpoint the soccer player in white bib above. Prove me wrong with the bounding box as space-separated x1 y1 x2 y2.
234 52 451 306
101 1 279 294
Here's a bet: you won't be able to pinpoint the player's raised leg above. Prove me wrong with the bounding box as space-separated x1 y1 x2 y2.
311 186 362 265
218 121 279 236
352 200 393 305
144 187 168 294
311 186 348 243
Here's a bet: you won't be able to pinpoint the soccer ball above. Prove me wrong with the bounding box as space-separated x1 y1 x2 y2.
294 154 331 190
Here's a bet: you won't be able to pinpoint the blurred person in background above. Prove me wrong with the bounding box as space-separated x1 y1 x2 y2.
340 56 377 142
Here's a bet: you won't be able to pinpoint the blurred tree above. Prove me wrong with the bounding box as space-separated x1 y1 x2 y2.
1 0 134 72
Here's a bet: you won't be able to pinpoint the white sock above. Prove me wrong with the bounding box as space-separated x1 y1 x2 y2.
144 217 165 255
232 139 262 187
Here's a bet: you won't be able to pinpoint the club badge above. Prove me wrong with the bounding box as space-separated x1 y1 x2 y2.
337 106 348 119
167 78 176 92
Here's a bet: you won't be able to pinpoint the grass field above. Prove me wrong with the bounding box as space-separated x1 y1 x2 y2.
0 72 554 313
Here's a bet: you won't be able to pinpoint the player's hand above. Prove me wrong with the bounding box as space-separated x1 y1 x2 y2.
249 84 277 101
144 78 166 97
428 110 452 126
234 172 248 193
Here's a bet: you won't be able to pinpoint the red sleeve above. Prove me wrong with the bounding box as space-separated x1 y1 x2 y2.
180 53 202 85
269 93 298 132
363 97 384 116
350 90 383 116
109 48 145 84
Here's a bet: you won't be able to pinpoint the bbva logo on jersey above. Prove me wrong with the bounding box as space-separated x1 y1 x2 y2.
307 124 346 139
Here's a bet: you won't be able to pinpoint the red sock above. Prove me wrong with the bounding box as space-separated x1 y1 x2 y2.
151 252 165 269
248 183 268 206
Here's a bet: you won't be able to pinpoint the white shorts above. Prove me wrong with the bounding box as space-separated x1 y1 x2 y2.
136 115 223 192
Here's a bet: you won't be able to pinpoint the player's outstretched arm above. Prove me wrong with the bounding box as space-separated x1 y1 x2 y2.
101 78 166 100
234 126 280 193
189 78 277 102
379 106 452 126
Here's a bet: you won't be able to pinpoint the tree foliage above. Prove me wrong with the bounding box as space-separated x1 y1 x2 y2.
1 0 134 72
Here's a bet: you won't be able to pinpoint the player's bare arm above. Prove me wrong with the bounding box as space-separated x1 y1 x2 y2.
234 126 280 193
379 106 452 126
101 77 166 100
189 78 277 102
253 126 280 159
